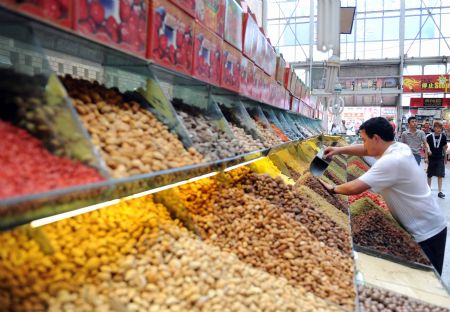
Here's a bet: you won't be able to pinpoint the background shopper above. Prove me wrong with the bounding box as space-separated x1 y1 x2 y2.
401 116 429 165
425 121 448 198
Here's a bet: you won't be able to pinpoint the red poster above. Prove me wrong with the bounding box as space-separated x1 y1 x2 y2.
403 75 450 93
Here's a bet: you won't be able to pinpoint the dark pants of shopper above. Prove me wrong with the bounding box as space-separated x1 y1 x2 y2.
413 153 421 165
419 227 447 275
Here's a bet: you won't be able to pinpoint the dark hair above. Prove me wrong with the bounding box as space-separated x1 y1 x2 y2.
359 117 395 141
407 116 416 124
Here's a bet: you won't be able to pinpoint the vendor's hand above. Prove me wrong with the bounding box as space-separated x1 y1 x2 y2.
318 179 334 193
323 147 339 159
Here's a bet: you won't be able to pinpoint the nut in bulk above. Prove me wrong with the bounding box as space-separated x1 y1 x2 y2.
228 123 266 153
254 121 283 147
0 195 176 310
49 226 342 312
236 173 352 255
60 76 203 178
176 109 241 161
184 182 355 309
358 285 450 312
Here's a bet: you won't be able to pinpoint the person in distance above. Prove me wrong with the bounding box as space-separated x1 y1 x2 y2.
319 117 447 275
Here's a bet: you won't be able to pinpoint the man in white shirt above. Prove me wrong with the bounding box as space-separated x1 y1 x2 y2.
401 116 429 165
321 117 447 274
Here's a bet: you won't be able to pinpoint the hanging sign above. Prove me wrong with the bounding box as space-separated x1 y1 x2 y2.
403 75 450 93
410 98 450 107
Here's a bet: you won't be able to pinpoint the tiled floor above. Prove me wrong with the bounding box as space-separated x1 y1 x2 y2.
429 163 450 288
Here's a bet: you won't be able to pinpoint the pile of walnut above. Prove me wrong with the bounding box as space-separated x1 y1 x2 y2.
61 75 203 178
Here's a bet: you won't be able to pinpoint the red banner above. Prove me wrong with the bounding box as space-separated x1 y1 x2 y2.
403 75 450 93
410 98 450 107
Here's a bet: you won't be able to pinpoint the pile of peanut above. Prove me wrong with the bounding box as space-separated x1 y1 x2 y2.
61 76 203 178
177 170 355 309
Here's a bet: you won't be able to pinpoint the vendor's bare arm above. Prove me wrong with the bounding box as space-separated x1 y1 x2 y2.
324 144 367 158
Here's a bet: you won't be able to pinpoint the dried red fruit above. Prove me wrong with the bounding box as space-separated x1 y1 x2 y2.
0 121 104 200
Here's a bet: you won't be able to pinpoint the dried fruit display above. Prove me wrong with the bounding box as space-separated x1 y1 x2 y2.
352 209 431 265
358 285 450 312
0 121 104 200
297 173 348 214
235 173 352 255
228 123 266 153
350 198 397 226
349 191 389 212
74 0 147 56
174 106 242 161
270 123 289 142
254 120 283 146
61 76 203 178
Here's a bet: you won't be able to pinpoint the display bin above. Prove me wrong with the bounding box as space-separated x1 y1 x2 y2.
273 109 300 140
223 0 243 51
262 107 292 139
279 110 304 139
284 112 306 139
0 19 113 227
215 95 267 145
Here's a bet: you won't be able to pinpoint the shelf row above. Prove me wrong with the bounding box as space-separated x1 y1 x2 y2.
1 135 449 311
0 19 322 230
0 2 319 116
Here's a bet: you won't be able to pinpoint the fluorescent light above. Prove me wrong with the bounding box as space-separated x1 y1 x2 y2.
224 157 265 172
30 199 120 228
30 171 220 228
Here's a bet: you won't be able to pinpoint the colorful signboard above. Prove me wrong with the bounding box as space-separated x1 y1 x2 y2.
403 75 450 93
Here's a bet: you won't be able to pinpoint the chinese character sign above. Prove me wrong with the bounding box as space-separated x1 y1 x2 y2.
403 75 449 93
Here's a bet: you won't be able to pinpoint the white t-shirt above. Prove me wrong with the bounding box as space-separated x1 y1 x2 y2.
359 142 447 242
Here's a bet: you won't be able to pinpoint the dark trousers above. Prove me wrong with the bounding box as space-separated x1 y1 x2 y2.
419 227 447 275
